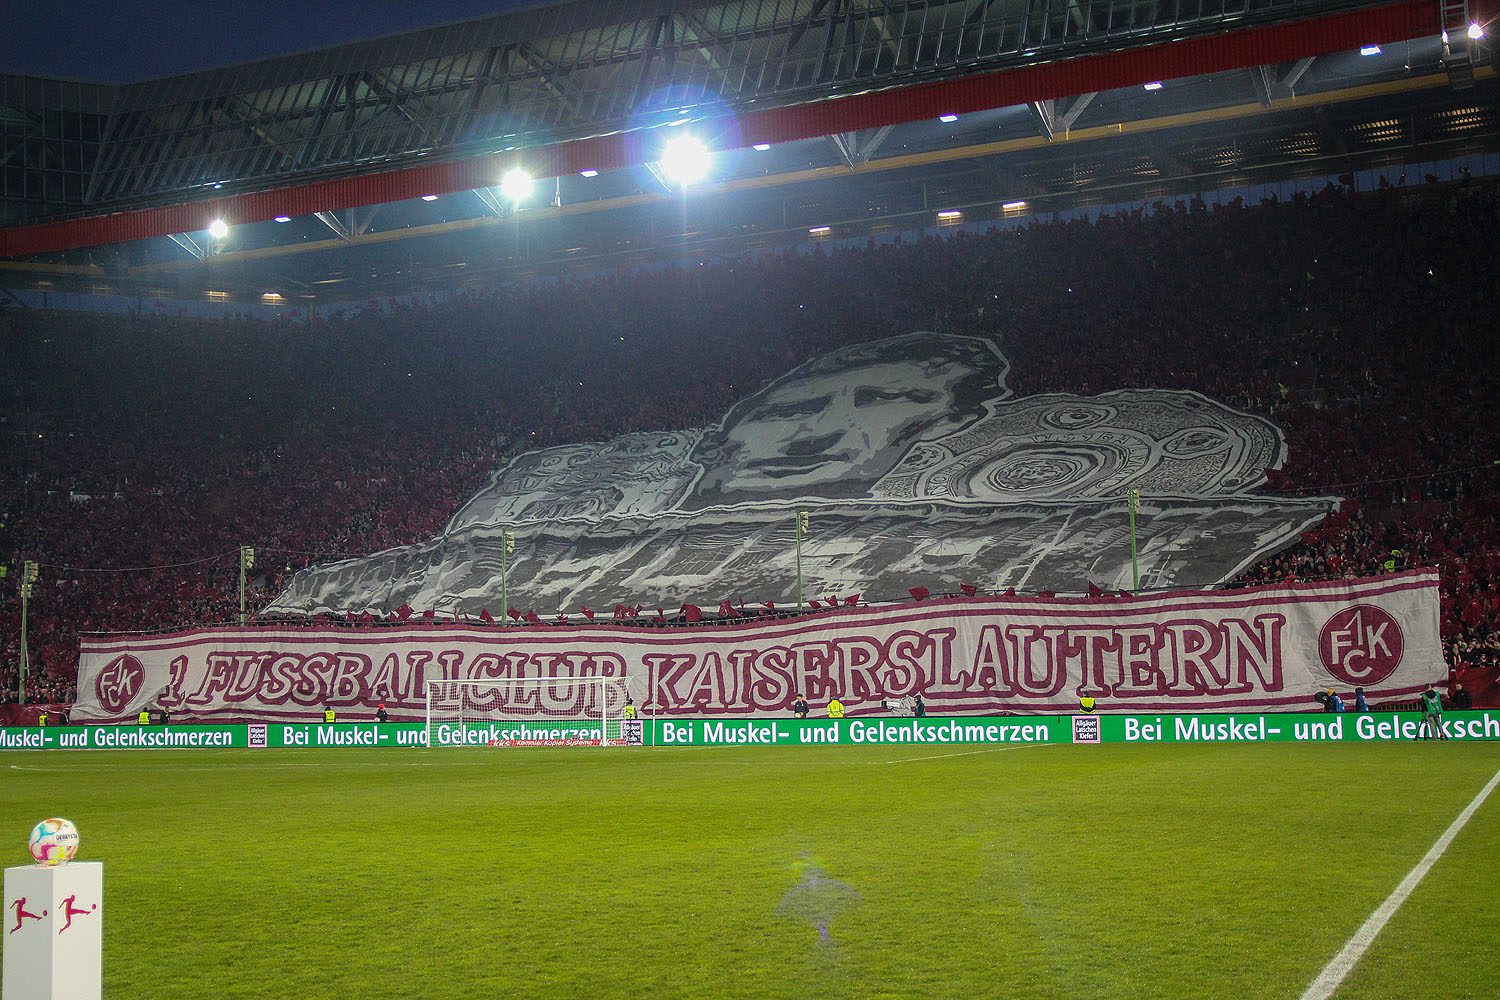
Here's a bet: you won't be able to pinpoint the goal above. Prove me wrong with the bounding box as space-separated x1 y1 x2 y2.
424 677 631 748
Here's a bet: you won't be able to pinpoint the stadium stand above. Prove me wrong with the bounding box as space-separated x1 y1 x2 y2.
2 175 1497 712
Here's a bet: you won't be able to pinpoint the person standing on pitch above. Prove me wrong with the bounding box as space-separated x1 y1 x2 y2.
1418 684 1447 740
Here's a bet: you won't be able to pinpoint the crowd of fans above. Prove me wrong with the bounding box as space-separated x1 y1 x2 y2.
2 174 1497 706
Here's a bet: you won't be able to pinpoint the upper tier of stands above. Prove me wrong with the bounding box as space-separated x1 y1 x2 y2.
3 176 1498 706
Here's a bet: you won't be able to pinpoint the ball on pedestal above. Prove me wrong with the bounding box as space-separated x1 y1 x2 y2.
28 817 80 866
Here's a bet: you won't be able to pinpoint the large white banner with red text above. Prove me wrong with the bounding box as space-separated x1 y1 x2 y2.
74 571 1442 724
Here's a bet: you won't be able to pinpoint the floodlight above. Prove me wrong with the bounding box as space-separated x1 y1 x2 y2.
1359 44 1382 56
659 134 712 186
752 143 772 151
420 194 439 202
1467 22 1483 39
500 167 533 202
809 226 832 235
937 210 963 219
208 219 229 239
939 114 959 123
579 169 599 178
273 215 292 223
1143 81 1163 91
1003 200 1028 210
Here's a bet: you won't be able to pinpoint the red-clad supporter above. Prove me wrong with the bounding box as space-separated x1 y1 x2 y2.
2 178 1498 705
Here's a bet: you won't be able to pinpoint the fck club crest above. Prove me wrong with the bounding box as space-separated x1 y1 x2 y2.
1318 605 1405 685
94 654 146 713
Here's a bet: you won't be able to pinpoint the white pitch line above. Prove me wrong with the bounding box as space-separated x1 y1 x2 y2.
1299 763 1500 1000
882 742 1056 764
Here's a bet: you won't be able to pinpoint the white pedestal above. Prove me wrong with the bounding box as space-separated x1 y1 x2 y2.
3 862 103 1000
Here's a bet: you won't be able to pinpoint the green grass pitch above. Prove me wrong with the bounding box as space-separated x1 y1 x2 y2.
4 741 1499 999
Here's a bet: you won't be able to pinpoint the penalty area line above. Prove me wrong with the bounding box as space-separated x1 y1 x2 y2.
882 742 1057 764
1298 763 1500 1000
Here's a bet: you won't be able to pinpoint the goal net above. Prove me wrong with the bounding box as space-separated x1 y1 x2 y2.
425 677 631 748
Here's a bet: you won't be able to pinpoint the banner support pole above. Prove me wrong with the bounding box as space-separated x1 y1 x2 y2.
18 561 37 705
501 530 514 624
795 511 808 613
238 547 254 626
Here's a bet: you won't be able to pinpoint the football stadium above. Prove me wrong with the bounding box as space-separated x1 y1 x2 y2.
2 0 1500 996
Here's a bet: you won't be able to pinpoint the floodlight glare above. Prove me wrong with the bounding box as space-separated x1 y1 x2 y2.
752 143 772 151
273 215 292 223
1467 21 1483 39
1359 44 1382 56
1003 200 1028 210
659 134 712 186
579 169 599 178
1143 81 1164 91
500 167 533 202
208 219 229 239
939 114 959 123
420 194 439 201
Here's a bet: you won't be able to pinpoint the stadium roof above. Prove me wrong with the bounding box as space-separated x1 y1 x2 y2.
0 0 1494 301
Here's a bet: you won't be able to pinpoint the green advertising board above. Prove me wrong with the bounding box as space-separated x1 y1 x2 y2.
1 712 1497 751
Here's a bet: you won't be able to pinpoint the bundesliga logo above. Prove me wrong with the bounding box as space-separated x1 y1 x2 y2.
1318 605 1404 685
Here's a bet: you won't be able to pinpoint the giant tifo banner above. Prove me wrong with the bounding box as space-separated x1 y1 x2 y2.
263 333 1336 616
75 571 1442 724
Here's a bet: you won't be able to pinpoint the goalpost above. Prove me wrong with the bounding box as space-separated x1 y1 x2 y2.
424 676 631 748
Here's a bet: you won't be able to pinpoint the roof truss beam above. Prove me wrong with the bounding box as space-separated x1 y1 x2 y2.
1032 92 1097 140
1282 55 1317 93
167 232 206 261
313 210 352 241
827 123 895 166
1250 63 1276 107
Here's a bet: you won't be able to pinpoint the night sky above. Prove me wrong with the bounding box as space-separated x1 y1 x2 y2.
2 0 535 83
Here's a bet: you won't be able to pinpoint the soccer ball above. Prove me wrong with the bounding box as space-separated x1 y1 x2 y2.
28 818 79 866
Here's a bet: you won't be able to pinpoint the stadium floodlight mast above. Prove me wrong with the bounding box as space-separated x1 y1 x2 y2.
795 510 810 612
18 560 39 704
659 134 712 186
